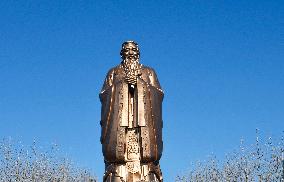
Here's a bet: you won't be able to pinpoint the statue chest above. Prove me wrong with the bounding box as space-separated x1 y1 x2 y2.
112 67 151 84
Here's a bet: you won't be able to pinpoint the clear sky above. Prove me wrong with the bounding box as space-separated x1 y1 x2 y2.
0 0 283 181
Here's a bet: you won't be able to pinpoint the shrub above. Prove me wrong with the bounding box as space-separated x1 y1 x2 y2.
176 131 284 182
0 139 97 182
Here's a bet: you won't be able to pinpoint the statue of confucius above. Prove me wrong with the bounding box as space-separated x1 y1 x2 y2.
100 41 164 182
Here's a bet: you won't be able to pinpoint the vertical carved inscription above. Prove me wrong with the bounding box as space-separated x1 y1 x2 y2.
117 83 126 160
141 128 149 159
138 79 146 126
116 127 125 160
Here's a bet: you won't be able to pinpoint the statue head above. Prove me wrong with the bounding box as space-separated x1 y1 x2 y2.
120 41 140 61
120 41 141 83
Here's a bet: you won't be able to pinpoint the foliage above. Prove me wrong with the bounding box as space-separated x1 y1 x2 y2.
176 132 284 182
0 139 96 182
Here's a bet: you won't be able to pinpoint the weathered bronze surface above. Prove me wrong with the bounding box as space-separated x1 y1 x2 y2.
99 41 164 182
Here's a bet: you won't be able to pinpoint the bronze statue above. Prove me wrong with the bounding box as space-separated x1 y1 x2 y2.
99 41 164 182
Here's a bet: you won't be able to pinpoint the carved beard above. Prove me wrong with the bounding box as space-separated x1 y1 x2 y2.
122 57 140 84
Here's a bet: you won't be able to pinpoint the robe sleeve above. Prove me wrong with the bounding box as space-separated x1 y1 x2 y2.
148 69 164 94
99 69 115 143
138 67 164 162
100 69 114 96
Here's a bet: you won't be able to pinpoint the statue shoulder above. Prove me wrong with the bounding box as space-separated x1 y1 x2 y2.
105 64 123 76
101 65 122 90
140 64 163 91
140 65 156 75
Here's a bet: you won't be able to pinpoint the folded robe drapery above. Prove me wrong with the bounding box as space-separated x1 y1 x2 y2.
100 66 164 164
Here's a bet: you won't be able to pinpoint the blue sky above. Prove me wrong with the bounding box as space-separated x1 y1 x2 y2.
0 0 283 181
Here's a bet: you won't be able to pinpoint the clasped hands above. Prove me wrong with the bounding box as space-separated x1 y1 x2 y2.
125 69 142 86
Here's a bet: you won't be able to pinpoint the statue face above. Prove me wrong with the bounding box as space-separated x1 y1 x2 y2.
121 42 140 60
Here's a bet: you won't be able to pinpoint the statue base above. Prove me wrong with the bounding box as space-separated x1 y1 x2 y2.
103 162 162 182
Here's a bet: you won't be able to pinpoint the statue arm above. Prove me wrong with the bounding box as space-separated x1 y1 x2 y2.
100 69 114 96
99 68 116 144
137 67 163 94
148 69 164 94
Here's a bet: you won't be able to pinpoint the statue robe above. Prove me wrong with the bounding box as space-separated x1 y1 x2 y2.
100 64 164 164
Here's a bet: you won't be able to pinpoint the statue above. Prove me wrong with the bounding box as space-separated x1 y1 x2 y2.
99 41 164 182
